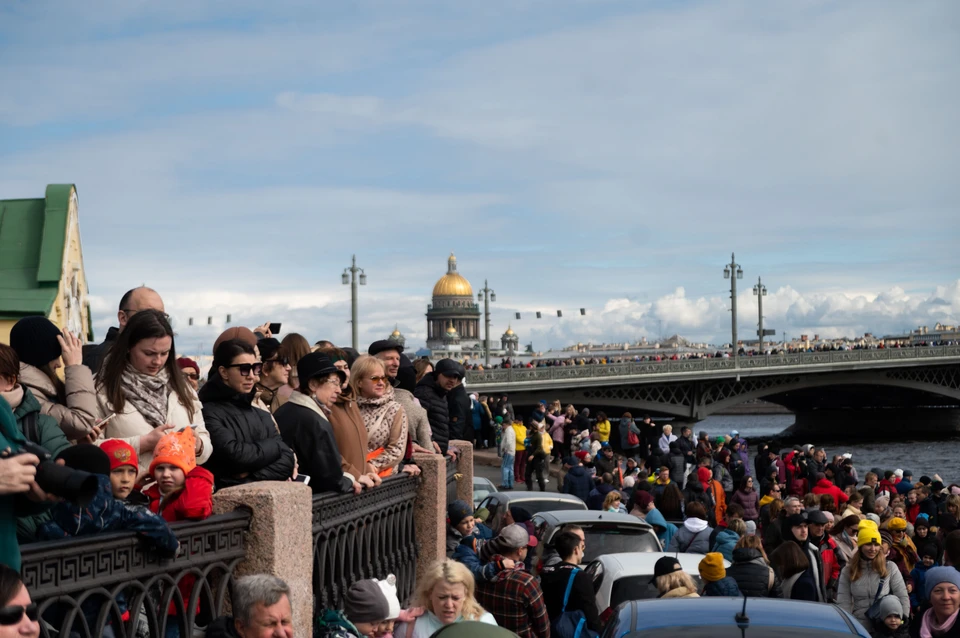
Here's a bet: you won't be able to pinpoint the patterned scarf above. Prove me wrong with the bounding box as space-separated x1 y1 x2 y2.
119 364 170 428
355 385 402 440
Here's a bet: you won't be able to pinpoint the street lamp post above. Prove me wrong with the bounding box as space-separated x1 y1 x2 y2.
341 255 367 350
753 276 767 354
723 253 743 364
477 280 496 367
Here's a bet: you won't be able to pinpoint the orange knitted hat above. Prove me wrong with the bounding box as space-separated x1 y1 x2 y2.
149 428 197 475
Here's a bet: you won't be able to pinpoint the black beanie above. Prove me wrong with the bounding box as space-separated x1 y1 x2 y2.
56 444 111 476
258 338 281 362
10 316 63 368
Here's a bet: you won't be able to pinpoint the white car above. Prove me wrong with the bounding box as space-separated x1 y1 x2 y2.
586 551 731 619
472 477 498 509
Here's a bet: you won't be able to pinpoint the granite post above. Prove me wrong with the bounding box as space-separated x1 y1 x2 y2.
449 440 474 505
213 482 313 638
412 452 447 583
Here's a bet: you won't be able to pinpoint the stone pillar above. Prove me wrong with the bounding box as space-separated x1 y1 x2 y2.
213 482 313 638
449 440 474 504
412 452 447 584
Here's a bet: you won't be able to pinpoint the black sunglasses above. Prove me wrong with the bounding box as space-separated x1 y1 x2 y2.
225 363 263 377
266 356 290 366
0 603 38 625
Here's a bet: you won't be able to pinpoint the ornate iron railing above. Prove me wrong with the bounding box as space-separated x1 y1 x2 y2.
312 474 419 611
465 344 960 385
20 510 251 638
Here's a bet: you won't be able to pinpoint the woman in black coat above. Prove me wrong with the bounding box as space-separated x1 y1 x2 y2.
199 339 295 490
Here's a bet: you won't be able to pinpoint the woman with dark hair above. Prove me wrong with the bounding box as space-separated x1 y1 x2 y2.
0 564 40 638
279 333 311 394
95 309 210 478
657 482 685 522
770 541 814 601
731 475 761 523
9 316 98 441
0 344 70 459
199 339 295 490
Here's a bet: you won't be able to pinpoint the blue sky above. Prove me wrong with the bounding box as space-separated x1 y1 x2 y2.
1 1 958 356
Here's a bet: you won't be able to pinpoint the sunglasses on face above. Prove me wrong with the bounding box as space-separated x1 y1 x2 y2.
266 357 290 366
368 376 389 384
225 363 263 377
0 603 38 626
182 372 199 380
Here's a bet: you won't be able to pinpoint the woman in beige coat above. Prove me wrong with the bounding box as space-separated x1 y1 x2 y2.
9 316 98 441
94 309 212 478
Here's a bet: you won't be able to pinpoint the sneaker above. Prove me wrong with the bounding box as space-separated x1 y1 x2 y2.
544 478 550 484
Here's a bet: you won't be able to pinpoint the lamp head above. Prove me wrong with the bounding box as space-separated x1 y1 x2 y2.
342 273 349 285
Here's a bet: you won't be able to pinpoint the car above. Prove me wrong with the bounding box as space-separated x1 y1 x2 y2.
530 510 661 573
586 552 730 619
472 477 498 509
476 490 587 531
600 597 870 638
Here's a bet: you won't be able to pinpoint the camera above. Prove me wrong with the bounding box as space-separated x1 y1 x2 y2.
16 441 99 506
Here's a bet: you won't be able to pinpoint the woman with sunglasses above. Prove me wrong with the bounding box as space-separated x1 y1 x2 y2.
351 356 408 477
199 339 295 490
95 309 211 478
0 564 39 638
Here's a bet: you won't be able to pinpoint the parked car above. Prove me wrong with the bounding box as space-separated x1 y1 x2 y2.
476 491 587 531
601 597 870 638
587 552 729 619
473 477 498 509
531 510 661 573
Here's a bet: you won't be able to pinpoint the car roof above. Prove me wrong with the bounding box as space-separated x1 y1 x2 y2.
473 477 496 488
616 598 863 633
490 491 586 505
599 551 729 575
533 510 652 528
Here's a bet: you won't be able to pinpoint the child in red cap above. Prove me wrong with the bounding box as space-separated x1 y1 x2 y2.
100 439 140 501
144 427 214 522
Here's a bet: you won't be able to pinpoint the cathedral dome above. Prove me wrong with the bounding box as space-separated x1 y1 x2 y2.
432 253 473 298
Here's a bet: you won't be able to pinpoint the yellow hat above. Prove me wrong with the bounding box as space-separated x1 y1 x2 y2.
858 520 882 547
888 517 908 532
698 552 726 582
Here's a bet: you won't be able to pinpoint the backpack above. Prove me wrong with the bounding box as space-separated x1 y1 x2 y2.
550 568 598 638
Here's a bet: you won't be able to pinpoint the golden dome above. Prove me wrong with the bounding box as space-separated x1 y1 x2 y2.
504 326 515 336
432 253 474 298
391 329 401 337
447 325 458 334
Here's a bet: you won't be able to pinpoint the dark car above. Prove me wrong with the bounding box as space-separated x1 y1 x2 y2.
602 597 870 638
531 510 661 574
477 491 587 531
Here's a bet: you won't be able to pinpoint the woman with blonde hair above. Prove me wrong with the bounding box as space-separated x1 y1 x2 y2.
837 520 909 632
653 556 699 598
350 355 408 476
396 560 497 638
413 359 433 383
603 491 623 513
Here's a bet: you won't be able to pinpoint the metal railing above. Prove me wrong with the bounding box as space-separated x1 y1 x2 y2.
20 510 251 638
465 344 960 385
312 474 419 611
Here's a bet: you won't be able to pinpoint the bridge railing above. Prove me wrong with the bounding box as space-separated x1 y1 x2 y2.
466 344 960 384
20 510 251 638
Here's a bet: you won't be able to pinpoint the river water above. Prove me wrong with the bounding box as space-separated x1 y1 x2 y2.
697 414 960 484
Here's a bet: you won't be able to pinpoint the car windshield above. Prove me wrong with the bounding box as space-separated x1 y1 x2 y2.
582 525 660 562
610 574 703 608
474 487 496 507
510 500 585 516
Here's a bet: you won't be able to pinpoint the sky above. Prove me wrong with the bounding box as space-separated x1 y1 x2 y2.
1 1 958 357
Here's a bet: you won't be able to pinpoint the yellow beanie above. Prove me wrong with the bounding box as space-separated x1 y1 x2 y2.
888 517 908 532
858 520 882 547
698 552 726 582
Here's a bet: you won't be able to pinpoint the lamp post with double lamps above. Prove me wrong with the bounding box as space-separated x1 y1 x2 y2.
477 281 496 367
342 255 367 350
753 277 767 354
723 253 743 364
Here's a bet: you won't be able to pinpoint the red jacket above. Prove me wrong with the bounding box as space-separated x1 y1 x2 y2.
812 479 849 504
817 535 843 598
144 466 214 522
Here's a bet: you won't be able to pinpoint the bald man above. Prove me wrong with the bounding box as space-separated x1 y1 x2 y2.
82 287 165 372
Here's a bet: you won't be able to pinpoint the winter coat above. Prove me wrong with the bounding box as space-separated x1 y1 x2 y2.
144 466 215 522
5 386 71 458
813 478 850 504
658 433 677 455
667 518 713 554
668 452 685 486
547 413 566 444
707 480 728 528
596 419 611 443
254 382 288 415
703 577 742 597
817 534 845 599
327 388 370 478
414 373 450 453
446 384 469 441
619 417 641 450
541 562 603 633
645 507 677 549
588 483 617 511
562 466 594 504
731 488 761 522
593 453 619 485
683 481 712 515
784 568 821 602
909 561 935 610
712 528 741 562
727 547 783 597
275 393 356 495
713 461 734 494
81 326 118 373
199 378 295 489
19 362 98 440
95 382 212 479
394 388 431 449
837 560 910 632
660 586 699 599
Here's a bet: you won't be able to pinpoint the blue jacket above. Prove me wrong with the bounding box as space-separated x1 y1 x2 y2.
712 528 741 562
562 466 593 504
587 483 617 511
703 577 742 597
645 507 677 549
895 480 914 495
452 538 505 582
910 561 937 609
470 400 484 431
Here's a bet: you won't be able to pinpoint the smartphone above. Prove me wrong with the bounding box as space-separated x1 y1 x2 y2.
295 474 311 486
269 322 282 335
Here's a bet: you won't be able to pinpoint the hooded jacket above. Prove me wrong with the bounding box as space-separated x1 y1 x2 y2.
4 386 71 458
727 547 783 598
275 392 356 495
644 507 677 549
199 377 295 489
562 465 593 503
812 478 849 504
18 362 98 440
711 528 741 562
667 518 713 554
414 373 451 453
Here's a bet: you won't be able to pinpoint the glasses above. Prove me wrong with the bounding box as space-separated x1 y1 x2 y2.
0 603 38 625
324 378 342 387
266 357 290 366
182 372 199 380
225 363 263 377
368 375 389 384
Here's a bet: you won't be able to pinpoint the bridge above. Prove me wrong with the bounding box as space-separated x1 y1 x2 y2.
464 346 960 428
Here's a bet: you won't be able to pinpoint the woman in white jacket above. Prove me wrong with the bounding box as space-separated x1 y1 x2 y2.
659 424 678 456
95 309 212 478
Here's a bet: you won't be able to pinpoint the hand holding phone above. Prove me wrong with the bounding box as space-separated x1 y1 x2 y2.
294 474 310 486
269 322 282 335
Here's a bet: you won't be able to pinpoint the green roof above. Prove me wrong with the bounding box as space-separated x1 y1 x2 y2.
0 184 74 319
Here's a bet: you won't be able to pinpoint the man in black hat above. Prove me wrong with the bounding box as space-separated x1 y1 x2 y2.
368 340 403 387
414 359 464 455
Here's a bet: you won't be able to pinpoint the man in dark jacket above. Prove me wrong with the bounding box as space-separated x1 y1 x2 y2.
587 474 618 511
83 287 165 372
414 359 464 455
677 426 696 487
447 383 470 442
592 444 618 485
561 457 593 504
726 546 783 598
540 530 602 633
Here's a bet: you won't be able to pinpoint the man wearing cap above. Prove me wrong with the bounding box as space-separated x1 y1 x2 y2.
256 338 291 414
896 470 915 495
540 530 602 632
561 455 593 503
808 509 843 602
475 524 550 638
83 286 165 372
415 359 465 455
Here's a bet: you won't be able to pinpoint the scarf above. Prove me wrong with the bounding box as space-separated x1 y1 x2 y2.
921 607 960 638
355 386 403 464
119 364 170 428
0 385 25 410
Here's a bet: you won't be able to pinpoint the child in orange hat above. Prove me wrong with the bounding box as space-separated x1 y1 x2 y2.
144 427 214 522
100 439 140 501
